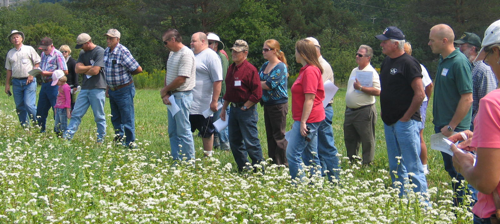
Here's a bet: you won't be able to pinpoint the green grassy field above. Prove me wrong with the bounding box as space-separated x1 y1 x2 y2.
0 86 472 223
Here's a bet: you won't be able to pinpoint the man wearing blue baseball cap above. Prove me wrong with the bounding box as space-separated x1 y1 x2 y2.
376 26 428 198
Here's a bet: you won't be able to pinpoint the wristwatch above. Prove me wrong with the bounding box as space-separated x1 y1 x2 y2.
242 105 248 111
447 125 454 132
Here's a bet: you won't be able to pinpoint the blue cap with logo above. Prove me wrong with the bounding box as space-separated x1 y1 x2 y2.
376 26 405 41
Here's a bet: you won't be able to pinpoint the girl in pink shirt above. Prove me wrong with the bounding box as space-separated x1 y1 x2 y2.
54 75 71 136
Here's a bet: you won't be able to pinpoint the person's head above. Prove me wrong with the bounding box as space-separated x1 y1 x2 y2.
8 30 24 46
59 45 72 59
75 33 93 51
104 29 121 50
454 32 481 61
231 39 249 65
39 37 54 54
263 39 288 67
476 20 500 77
162 29 182 51
207 32 224 51
295 39 323 73
305 37 321 58
376 26 405 57
428 24 455 55
356 45 373 69
51 70 65 86
57 75 67 86
191 32 208 54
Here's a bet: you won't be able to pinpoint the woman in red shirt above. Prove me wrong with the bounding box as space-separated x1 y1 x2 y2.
286 39 325 181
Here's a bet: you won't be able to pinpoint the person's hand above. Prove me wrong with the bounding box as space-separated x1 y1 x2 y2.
399 117 410 122
450 143 475 174
26 75 34 84
105 89 109 98
353 78 361 90
5 84 10 95
448 130 475 151
300 122 308 137
162 95 171 105
440 126 454 137
220 109 226 121
67 110 72 119
41 71 51 76
210 101 218 112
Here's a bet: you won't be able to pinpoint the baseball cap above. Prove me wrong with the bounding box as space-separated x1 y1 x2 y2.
39 37 53 50
207 32 225 49
305 37 320 48
75 33 91 49
51 70 65 86
8 30 25 41
454 32 481 48
376 26 405 41
231 39 249 52
104 29 121 39
475 20 500 62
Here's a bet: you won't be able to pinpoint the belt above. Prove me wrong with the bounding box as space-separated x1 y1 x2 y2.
346 104 373 111
109 80 133 91
12 77 28 80
231 102 246 108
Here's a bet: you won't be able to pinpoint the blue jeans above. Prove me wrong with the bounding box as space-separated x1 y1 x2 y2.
213 99 229 146
434 126 478 206
54 108 68 134
37 82 58 132
64 89 106 142
474 214 492 224
11 77 37 126
317 105 340 181
384 119 428 196
168 91 195 161
108 84 136 145
228 105 264 171
287 121 321 181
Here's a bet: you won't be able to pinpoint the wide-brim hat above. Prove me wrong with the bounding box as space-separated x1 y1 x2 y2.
475 20 500 62
8 30 25 42
207 32 225 50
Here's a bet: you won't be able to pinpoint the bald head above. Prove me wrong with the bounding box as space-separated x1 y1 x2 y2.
428 24 456 56
191 32 208 54
430 24 455 44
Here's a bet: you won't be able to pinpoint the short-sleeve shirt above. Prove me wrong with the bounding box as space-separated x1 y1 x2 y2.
470 89 500 218
345 64 380 109
40 49 68 82
217 51 229 97
165 46 196 91
432 49 472 130
379 53 422 125
291 64 325 123
421 64 432 102
259 61 288 105
76 46 107 90
319 56 335 104
190 48 223 114
5 45 41 78
223 60 262 104
103 43 140 87
55 83 71 109
472 60 497 122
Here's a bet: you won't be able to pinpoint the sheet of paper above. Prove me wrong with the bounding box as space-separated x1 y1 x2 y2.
28 68 42 76
86 75 92 79
430 132 459 156
202 103 223 118
355 71 373 88
285 130 291 142
213 115 229 132
166 95 180 116
323 80 339 108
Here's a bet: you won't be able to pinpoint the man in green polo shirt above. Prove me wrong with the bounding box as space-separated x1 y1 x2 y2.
428 24 474 206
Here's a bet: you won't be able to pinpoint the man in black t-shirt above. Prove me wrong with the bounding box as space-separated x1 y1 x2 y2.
376 26 428 199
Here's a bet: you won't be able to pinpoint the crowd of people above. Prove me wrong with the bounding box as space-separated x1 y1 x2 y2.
5 19 500 221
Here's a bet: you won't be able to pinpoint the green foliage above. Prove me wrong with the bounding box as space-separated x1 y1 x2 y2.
132 69 165 89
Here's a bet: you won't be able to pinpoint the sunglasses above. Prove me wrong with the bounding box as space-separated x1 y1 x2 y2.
356 53 366 57
61 51 68 53
262 48 272 52
163 41 169 45
209 41 215 45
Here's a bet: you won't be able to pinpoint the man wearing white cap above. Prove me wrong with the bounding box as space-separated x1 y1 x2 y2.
103 29 143 148
5 30 40 127
63 33 107 143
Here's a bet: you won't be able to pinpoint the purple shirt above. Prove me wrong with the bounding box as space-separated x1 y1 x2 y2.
40 49 67 82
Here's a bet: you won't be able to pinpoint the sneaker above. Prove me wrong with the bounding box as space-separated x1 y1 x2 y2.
128 142 138 149
204 150 213 157
423 164 429 175
221 142 230 151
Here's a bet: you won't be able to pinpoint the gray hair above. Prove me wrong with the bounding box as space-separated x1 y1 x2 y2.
358 45 373 58
390 39 405 50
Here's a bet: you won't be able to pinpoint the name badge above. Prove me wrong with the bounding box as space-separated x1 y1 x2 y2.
90 60 95 66
235 80 241 86
441 68 449 76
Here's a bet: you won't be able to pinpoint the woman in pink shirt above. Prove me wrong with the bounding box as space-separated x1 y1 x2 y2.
450 20 500 223
286 39 325 181
53 70 72 136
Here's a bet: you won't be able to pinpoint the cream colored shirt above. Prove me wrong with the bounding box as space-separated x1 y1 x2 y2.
345 64 380 109
319 56 334 104
5 44 41 78
165 46 196 91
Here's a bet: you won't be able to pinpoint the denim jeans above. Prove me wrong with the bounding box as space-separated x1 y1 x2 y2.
108 83 136 145
317 105 340 181
168 91 195 161
64 89 106 142
37 82 58 132
434 126 478 206
213 99 229 148
384 119 428 196
287 121 321 181
228 105 264 171
11 77 37 126
54 108 68 134
474 214 492 224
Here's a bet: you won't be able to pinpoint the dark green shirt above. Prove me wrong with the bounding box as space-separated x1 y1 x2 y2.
433 49 472 130
217 51 229 97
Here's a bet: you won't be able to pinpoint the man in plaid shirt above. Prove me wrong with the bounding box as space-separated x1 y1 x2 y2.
103 29 143 148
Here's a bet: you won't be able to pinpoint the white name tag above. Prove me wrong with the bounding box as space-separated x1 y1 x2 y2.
235 80 241 86
441 68 449 76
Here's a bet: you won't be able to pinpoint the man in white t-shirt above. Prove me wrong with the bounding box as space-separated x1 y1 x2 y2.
344 45 381 165
189 32 223 157
160 29 197 161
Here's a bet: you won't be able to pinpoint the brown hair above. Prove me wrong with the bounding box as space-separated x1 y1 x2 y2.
265 39 288 68
295 39 323 73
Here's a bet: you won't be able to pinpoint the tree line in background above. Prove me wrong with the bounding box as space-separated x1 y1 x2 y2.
0 0 498 86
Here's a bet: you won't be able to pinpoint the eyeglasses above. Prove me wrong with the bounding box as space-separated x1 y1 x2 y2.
163 41 169 45
483 45 499 66
61 51 68 53
356 53 365 57
209 41 215 45
262 48 272 52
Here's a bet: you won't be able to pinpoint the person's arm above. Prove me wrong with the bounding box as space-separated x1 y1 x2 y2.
300 93 315 137
441 93 473 136
400 77 424 122
244 68 262 109
261 81 271 90
160 76 187 103
75 63 91 74
425 82 434 100
220 100 230 121
5 70 12 94
131 66 142 75
353 78 380 96
210 81 222 112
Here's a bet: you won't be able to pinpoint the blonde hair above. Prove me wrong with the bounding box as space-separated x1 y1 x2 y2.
265 39 288 68
59 45 72 54
59 76 67 83
295 39 323 73
404 42 412 56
